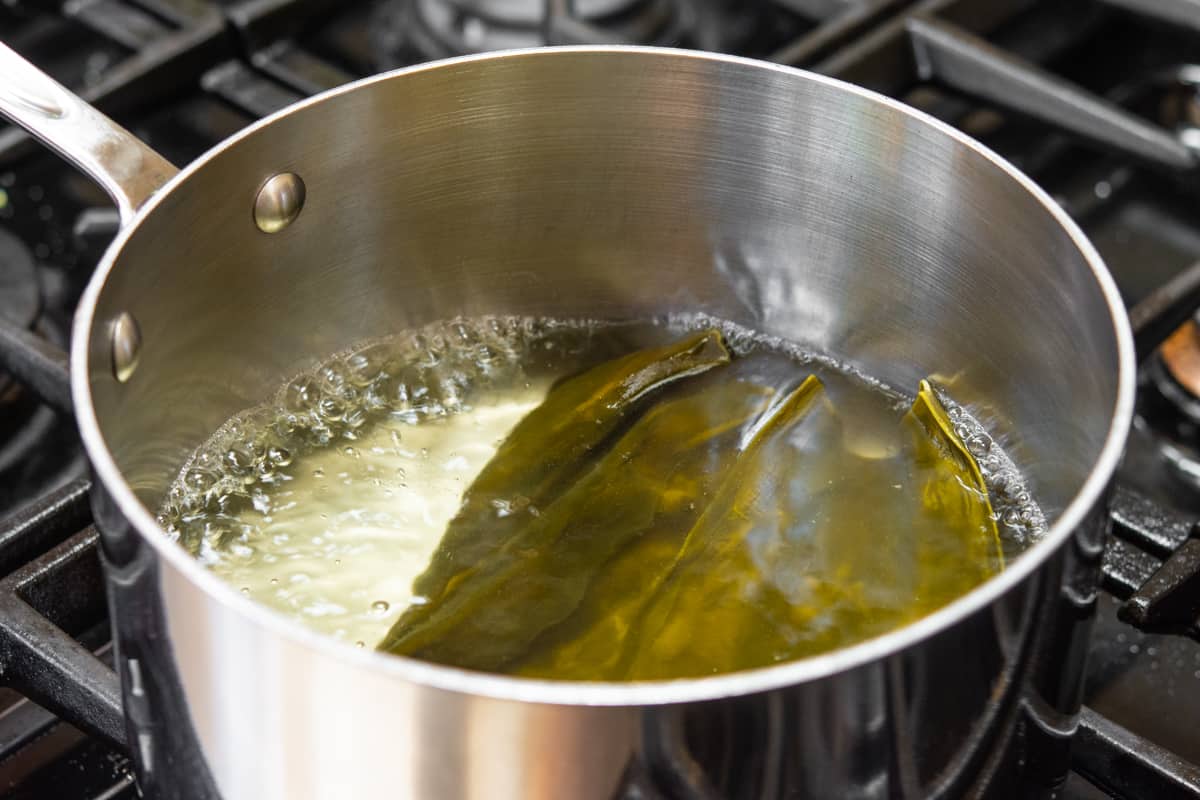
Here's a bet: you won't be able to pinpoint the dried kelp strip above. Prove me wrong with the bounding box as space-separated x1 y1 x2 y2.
406 329 731 608
378 379 771 670
617 378 1003 680
619 376 828 679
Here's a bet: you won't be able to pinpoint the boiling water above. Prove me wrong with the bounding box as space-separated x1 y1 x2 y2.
158 317 1045 655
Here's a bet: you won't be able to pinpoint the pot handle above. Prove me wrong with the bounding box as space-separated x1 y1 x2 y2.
0 42 178 223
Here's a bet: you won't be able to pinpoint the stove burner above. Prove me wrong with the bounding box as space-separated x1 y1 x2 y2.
1124 260 1200 498
1161 319 1200 398
0 227 39 338
0 229 80 516
0 227 40 416
1136 339 1200 494
372 0 694 67
0 314 83 518
1155 65 1200 149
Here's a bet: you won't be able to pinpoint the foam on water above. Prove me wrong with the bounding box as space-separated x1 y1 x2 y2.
937 392 1047 557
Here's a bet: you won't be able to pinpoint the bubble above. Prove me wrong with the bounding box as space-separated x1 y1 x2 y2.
491 496 531 518
273 413 300 439
268 446 293 467
285 377 321 413
345 350 384 387
477 344 499 365
306 423 333 447
184 467 217 493
318 396 345 422
362 381 391 412
319 363 346 390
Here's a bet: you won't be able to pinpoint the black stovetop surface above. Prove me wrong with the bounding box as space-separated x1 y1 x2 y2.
4 1 1200 797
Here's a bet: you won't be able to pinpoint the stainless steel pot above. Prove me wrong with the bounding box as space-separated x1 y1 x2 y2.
0 43 1134 800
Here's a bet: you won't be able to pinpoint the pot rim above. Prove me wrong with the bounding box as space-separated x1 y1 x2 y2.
70 45 1137 706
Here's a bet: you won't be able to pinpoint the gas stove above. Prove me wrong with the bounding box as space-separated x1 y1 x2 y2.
2 0 1200 797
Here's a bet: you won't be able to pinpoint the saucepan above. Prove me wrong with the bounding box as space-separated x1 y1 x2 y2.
0 43 1134 799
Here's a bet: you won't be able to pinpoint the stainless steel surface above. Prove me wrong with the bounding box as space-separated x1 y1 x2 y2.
0 45 1135 798
0 43 177 223
109 312 142 384
252 173 306 233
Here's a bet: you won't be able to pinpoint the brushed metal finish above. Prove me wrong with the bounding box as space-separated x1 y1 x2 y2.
253 172 306 233
110 311 142 383
0 46 1135 798
0 42 177 221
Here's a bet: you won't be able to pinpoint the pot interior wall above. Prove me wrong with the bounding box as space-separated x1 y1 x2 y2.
82 49 1123 536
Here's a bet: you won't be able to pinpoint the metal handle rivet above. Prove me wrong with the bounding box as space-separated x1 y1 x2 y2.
111 311 142 383
254 172 305 233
